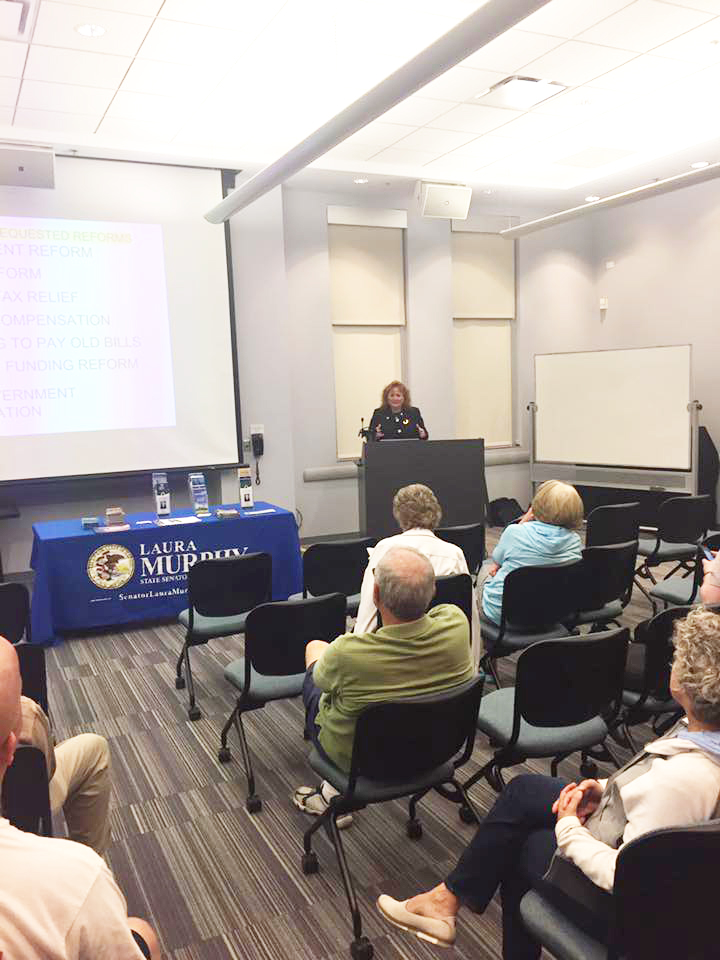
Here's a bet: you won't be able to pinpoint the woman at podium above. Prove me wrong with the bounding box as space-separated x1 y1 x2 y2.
369 381 428 441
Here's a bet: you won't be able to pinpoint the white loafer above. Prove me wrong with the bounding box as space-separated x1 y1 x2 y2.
376 894 456 947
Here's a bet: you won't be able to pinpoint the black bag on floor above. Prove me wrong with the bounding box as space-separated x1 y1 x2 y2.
487 497 524 527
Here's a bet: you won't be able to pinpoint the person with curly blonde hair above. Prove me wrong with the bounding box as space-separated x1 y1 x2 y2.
377 607 720 958
354 484 480 666
368 380 428 441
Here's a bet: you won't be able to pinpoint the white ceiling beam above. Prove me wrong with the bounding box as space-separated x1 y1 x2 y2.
204 0 553 223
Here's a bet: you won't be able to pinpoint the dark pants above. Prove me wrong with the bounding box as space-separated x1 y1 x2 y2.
446 774 609 960
302 664 323 745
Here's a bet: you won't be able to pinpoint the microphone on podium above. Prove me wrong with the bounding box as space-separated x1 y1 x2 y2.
358 417 369 439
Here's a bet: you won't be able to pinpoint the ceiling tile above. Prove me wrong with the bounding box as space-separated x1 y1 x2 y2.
653 18 720 63
518 0 636 39
0 106 13 124
12 108 100 132
342 122 416 149
379 96 457 127
25 45 130 88
106 90 187 121
578 0 712 52
448 135 518 164
461 28 563 73
121 58 225 97
392 126 478 152
490 111 577 140
522 40 635 85
418 66 505 103
591 53 700 89
426 102 520 134
531 84 625 118
43 0 162 12
0 40 27 78
137 17 241 65
0 76 20 107
159 0 286 28
558 145 635 167
657 0 720 11
33 2 152 55
319 140 389 163
368 146 438 166
97 114 181 141
17 78 114 114
422 154 490 175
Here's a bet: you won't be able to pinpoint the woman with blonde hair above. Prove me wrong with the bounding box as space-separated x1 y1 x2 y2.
354 483 480 666
480 479 584 625
368 380 428 441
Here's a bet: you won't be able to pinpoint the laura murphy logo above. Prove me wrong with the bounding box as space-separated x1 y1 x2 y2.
87 544 135 589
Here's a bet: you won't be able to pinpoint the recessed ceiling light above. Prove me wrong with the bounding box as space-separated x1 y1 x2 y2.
476 75 567 110
353 177 369 184
75 23 106 37
690 161 709 169
585 195 600 202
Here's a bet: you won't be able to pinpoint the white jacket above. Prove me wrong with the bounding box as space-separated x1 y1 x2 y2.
353 528 481 668
555 735 720 891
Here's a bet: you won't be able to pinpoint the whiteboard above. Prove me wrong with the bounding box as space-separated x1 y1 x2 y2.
535 345 691 470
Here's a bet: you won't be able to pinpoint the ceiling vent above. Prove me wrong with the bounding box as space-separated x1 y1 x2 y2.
0 0 40 41
0 145 55 188
477 75 567 110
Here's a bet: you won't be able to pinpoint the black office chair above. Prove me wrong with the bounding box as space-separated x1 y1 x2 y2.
299 675 485 960
569 541 638 631
635 495 711 605
175 553 272 720
0 581 31 644
520 818 720 960
1 744 52 837
302 537 375 617
15 644 49 715
435 523 485 577
480 562 582 688
462 630 627 810
431 572 473 627
585 502 640 547
219 592 347 813
648 532 720 612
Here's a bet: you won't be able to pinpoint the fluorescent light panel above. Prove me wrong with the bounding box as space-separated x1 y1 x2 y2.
477 75 567 109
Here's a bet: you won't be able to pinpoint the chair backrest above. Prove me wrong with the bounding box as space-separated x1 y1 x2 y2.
245 592 347 677
0 582 31 644
632 602 716 702
346 675 484 787
585 502 640 547
435 523 485 574
501 562 584 631
1 744 52 837
15 644 48 714
302 538 375 598
657 494 711 544
430 573 473 627
613 819 720 960
188 553 272 618
514 629 628 731
577 541 638 612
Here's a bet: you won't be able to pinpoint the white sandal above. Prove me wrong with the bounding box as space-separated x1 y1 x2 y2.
292 784 354 829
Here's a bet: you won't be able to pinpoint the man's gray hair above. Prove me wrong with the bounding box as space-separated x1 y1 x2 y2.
374 546 435 622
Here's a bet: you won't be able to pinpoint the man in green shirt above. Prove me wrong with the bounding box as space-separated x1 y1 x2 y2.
294 546 474 826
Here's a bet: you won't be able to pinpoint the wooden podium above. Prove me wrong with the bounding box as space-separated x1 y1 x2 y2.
358 439 488 539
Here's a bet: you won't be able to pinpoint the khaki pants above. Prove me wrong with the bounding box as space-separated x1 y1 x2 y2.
49 734 111 856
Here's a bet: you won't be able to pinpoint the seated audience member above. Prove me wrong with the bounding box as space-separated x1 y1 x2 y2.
377 607 720 959
0 637 159 959
20 691 111 855
354 484 480 665
480 479 583 625
701 548 720 605
294 547 474 824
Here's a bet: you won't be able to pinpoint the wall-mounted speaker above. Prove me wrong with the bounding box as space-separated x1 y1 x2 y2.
0 145 55 188
416 181 472 219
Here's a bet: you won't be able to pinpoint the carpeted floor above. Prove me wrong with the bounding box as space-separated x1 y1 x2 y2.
43 528 667 960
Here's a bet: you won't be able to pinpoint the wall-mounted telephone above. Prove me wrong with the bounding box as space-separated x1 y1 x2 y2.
250 424 264 484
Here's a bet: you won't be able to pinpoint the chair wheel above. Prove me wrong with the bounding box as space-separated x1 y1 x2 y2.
301 851 319 874
350 937 373 960
406 818 422 840
246 795 262 814
188 705 201 721
459 804 477 825
580 759 599 779
175 676 186 689
218 746 232 763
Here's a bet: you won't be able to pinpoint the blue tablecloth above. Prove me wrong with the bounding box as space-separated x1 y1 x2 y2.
30 502 302 645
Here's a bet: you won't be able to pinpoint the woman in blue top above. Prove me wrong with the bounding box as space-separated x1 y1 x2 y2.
481 480 584 624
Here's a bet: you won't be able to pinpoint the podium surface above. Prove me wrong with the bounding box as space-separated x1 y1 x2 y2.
359 439 487 539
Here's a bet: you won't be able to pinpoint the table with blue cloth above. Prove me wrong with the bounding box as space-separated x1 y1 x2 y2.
30 502 302 645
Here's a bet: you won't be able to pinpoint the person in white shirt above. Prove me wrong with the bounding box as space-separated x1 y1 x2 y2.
353 483 480 667
376 606 720 960
0 635 160 960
